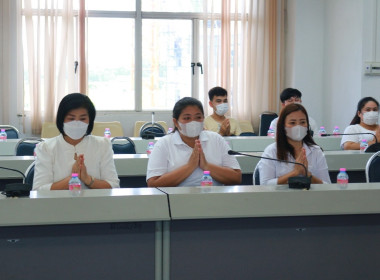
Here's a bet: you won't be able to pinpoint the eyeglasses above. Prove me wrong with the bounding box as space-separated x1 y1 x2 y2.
285 97 301 103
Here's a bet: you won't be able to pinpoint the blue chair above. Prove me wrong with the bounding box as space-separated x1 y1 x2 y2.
365 151 380 182
111 136 136 154
253 164 260 185
0 125 20 139
25 162 35 186
139 122 166 138
259 112 278 136
239 132 257 136
15 138 44 156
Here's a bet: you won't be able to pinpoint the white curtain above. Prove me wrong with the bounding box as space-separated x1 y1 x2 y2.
202 0 284 132
23 0 77 134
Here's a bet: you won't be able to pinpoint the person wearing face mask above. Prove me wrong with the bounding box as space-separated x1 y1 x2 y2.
204 87 242 136
341 97 380 150
258 103 330 185
270 88 318 135
146 97 242 187
33 93 120 190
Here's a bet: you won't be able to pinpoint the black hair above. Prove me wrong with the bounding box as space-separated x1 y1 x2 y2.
208 86 228 101
276 103 317 161
56 93 96 135
172 97 204 132
350 96 379 125
279 88 302 103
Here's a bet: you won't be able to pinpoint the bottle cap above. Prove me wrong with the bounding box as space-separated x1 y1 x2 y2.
72 173 78 177
1 129 5 132
149 142 154 145
334 126 339 128
362 139 367 142
105 128 110 130
339 168 346 172
320 126 325 129
204 171 210 175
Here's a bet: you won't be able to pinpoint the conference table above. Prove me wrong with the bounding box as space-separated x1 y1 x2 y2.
0 135 343 155
2 184 380 279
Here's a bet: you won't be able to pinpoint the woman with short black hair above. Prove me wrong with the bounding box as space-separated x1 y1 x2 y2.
147 97 241 187
258 103 330 185
33 93 120 190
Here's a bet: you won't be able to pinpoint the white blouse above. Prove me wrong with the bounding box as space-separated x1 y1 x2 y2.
258 142 331 185
340 124 376 149
146 130 241 187
33 134 120 190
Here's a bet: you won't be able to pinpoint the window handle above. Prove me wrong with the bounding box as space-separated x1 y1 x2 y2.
191 62 195 75
197 62 203 74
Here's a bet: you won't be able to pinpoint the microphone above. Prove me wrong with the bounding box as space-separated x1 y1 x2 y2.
321 132 380 153
0 166 32 197
228 150 311 190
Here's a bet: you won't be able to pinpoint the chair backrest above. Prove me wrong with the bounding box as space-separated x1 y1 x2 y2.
92 121 124 137
139 122 166 138
41 122 60 138
111 136 136 154
134 121 168 137
24 162 35 186
259 112 278 136
239 132 257 136
253 164 260 185
365 151 380 182
0 125 20 139
15 138 44 156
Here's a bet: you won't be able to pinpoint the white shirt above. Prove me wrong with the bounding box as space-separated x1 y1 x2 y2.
340 124 376 149
270 116 318 136
258 142 331 185
33 134 120 190
146 130 241 187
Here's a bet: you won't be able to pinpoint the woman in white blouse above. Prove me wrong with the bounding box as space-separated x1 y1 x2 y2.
341 97 380 150
33 93 120 190
258 103 331 185
146 97 241 187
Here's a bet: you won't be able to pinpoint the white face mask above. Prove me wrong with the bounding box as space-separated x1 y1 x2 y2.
285 125 308 141
63 121 89 140
178 121 204 138
362 111 379 125
215 103 229 116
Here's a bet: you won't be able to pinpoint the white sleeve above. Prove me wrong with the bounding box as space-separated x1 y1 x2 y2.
99 139 120 188
311 147 331 184
146 140 169 181
258 145 279 185
33 142 54 190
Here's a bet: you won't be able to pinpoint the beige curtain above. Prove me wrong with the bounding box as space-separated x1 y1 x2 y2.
23 0 77 134
203 0 284 132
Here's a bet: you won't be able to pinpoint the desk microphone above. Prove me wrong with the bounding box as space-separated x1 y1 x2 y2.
228 150 311 190
0 166 32 197
320 132 380 152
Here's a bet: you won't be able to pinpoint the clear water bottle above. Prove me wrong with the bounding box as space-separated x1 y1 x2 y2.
33 144 38 159
267 127 275 138
318 126 326 136
0 129 7 142
332 126 340 136
146 141 155 157
167 127 173 134
201 170 213 186
104 128 111 139
337 168 349 188
69 173 81 196
360 139 368 153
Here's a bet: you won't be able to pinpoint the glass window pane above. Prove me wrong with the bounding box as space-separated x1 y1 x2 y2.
86 0 135 11
142 19 192 110
87 18 135 110
142 0 207 13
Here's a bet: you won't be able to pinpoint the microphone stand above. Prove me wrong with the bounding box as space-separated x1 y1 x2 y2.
228 150 311 190
0 166 32 197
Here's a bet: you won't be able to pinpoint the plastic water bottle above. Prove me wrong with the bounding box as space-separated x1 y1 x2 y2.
69 173 81 196
337 168 349 188
104 128 111 139
33 144 38 159
267 127 275 138
332 126 340 136
0 129 7 142
360 139 368 153
200 171 213 186
167 127 173 134
146 141 154 157
318 126 326 136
